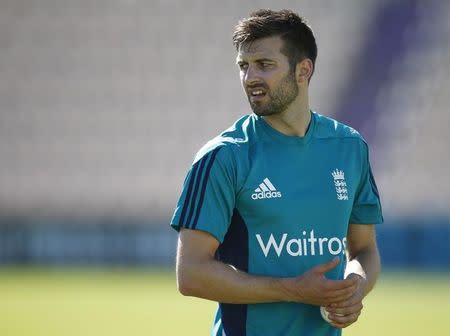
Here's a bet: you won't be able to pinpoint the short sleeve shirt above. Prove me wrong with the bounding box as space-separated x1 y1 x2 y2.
171 111 383 336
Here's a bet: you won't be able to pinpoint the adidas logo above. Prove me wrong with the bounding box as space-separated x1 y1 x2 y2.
251 178 282 200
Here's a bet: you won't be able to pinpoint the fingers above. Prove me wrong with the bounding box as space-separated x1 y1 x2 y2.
328 300 363 316
324 282 359 303
313 258 360 297
328 292 363 309
324 276 359 292
328 311 361 329
313 257 340 274
293 259 360 306
312 279 358 306
324 292 364 328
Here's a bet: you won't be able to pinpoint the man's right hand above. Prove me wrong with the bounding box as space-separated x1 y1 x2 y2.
281 257 360 306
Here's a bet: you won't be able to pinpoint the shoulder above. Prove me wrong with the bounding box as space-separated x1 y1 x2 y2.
313 111 367 145
193 114 255 164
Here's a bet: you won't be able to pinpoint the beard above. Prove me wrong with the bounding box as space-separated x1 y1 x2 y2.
248 70 299 117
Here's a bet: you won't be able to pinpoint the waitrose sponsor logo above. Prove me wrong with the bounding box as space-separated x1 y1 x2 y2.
256 230 347 257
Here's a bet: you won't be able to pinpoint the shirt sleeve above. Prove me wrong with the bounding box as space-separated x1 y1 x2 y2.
170 145 236 243
349 141 384 224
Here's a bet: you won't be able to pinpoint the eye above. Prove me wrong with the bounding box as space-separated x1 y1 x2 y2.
259 62 272 69
238 63 248 71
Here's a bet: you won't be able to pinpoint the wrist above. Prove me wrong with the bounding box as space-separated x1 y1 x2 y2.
273 277 297 302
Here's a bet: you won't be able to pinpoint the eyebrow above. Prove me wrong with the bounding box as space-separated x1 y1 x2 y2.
236 58 276 65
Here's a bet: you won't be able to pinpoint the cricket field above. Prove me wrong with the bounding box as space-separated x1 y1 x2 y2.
0 268 449 335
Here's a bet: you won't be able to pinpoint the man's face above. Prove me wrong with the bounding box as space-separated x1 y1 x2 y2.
236 35 299 116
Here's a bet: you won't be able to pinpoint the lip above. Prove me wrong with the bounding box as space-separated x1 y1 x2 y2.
249 93 267 102
247 87 267 100
246 86 266 94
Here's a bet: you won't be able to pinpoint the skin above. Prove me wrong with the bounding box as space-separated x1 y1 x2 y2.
176 35 380 329
177 229 359 305
236 35 313 136
326 225 380 328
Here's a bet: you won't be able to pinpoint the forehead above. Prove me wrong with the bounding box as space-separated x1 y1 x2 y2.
236 35 286 61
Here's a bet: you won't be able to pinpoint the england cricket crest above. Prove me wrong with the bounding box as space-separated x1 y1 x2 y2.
331 169 348 201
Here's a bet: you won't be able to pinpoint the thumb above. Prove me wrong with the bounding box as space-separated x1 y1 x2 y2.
313 257 340 274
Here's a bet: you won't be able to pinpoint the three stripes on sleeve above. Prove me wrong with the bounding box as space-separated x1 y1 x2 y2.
178 147 222 230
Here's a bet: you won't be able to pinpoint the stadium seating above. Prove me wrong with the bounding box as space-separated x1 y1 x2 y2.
369 1 450 217
0 0 381 220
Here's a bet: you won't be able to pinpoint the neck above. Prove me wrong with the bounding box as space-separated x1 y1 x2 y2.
263 90 311 137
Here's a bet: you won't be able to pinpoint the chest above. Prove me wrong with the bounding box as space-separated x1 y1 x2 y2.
236 142 361 230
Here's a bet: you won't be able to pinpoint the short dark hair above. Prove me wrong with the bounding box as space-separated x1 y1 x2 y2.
232 9 317 78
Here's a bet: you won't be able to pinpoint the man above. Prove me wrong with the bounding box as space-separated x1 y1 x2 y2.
171 9 383 336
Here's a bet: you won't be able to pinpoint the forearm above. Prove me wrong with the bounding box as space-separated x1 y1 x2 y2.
177 256 290 304
345 245 380 296
176 229 358 306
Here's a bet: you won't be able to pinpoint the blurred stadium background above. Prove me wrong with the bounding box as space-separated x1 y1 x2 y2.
0 0 449 335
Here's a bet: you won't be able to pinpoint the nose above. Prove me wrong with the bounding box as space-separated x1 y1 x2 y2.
243 65 261 86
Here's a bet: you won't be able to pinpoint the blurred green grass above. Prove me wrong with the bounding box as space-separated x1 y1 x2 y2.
0 268 449 336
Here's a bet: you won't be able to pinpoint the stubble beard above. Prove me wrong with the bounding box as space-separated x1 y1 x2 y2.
249 71 299 117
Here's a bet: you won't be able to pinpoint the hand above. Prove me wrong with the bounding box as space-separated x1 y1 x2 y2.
286 257 360 306
324 273 366 328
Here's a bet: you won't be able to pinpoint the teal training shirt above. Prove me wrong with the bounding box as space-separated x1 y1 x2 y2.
171 111 383 336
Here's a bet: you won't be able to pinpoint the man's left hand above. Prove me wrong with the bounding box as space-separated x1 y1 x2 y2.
324 273 366 329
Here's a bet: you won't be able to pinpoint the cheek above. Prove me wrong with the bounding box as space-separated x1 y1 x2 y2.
239 73 245 86
260 72 279 86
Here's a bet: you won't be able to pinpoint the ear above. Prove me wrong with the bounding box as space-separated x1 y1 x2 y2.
295 58 314 84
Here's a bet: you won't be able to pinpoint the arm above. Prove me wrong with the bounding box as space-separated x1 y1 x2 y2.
326 223 380 328
345 223 381 295
176 228 359 305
